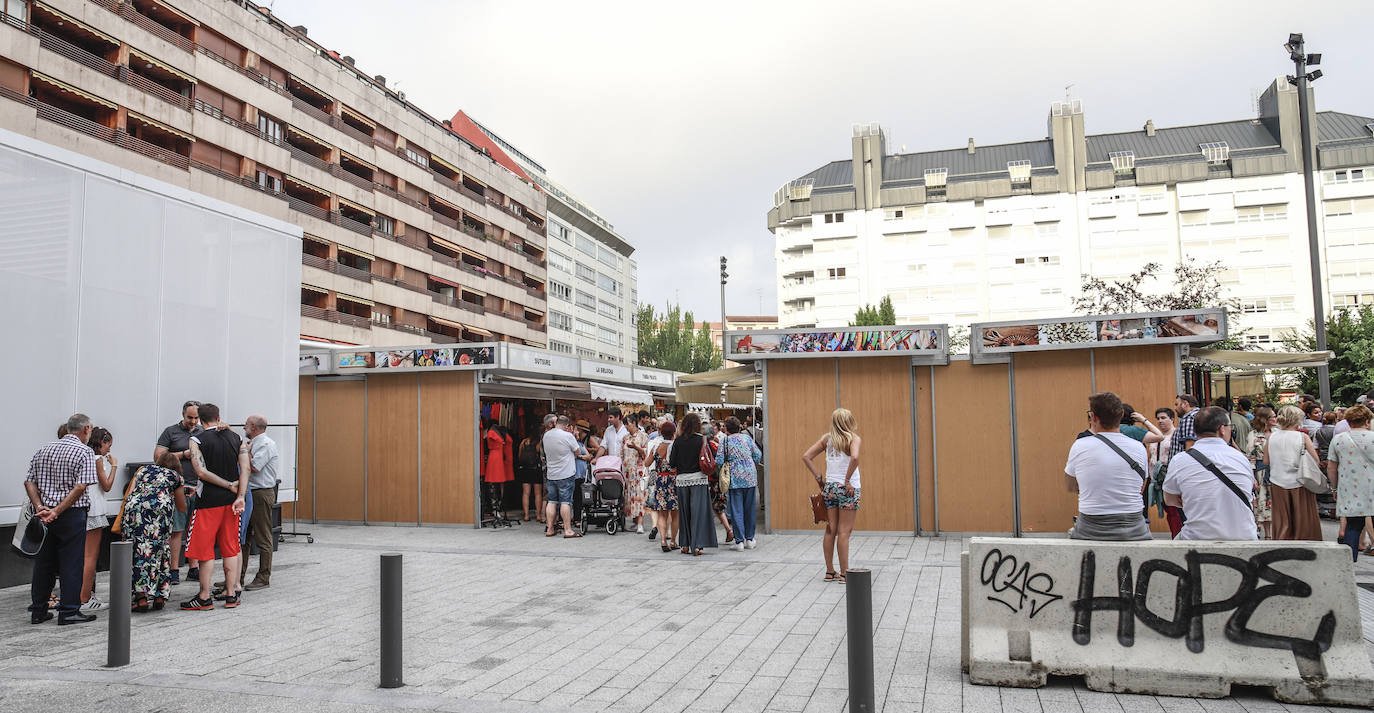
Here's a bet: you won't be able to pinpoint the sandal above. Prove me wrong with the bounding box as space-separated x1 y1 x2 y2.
836 572 847 583
563 532 582 539
724 527 734 542
681 547 691 555
824 570 839 582
545 529 556 537
132 594 150 613
152 596 166 611
693 549 704 556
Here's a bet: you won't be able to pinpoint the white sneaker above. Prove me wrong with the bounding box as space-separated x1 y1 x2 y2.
745 539 757 550
732 542 744 552
80 596 107 612
636 525 644 534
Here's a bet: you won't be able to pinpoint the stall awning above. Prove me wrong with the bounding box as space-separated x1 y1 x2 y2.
590 382 654 405
676 365 759 406
1210 371 1267 396
688 402 758 410
677 365 761 387
1185 349 1334 370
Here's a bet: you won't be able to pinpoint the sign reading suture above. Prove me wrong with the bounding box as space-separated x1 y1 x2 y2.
726 325 947 362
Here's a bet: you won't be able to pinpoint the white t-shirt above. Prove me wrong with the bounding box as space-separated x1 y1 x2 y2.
1163 437 1258 541
542 428 581 480
1064 432 1148 515
602 424 628 459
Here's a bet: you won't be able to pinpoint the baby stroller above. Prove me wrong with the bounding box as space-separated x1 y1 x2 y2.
580 456 627 535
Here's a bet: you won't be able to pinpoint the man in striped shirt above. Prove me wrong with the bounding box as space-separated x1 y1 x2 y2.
25 414 99 625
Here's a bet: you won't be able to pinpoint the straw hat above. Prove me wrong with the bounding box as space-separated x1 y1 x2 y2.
575 419 591 432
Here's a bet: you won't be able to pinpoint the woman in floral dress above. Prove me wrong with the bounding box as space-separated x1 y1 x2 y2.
1249 406 1275 539
122 452 187 611
620 417 650 534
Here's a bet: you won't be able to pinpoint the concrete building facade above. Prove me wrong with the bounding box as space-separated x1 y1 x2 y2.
767 77 1374 347
0 0 550 347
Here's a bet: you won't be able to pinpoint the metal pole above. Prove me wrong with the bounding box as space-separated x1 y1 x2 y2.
1291 34 1331 408
380 552 403 688
720 255 728 360
106 540 131 668
846 568 875 713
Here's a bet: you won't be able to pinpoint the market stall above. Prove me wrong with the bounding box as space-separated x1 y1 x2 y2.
1183 348 1334 404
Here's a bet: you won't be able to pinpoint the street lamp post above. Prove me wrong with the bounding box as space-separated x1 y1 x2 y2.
1286 32 1330 407
720 256 729 360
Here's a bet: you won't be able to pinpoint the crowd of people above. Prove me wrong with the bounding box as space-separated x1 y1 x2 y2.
1065 389 1374 560
23 401 280 625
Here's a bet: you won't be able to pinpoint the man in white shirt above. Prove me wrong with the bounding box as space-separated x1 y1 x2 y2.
240 414 280 590
599 407 628 460
542 416 584 538
1064 392 1153 541
1163 407 1258 541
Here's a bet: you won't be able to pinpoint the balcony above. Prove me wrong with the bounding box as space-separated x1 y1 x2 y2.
89 0 194 53
302 253 372 282
17 11 120 80
301 304 370 329
430 290 485 315
118 64 192 110
0 84 191 171
195 45 287 96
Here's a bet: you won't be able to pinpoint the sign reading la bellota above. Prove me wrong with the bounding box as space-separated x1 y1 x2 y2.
961 538 1374 706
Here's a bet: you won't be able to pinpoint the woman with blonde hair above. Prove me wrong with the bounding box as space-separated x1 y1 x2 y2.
802 408 862 582
1263 404 1323 540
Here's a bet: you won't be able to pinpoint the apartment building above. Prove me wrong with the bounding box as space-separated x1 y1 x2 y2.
469 114 639 364
767 76 1374 348
0 0 550 347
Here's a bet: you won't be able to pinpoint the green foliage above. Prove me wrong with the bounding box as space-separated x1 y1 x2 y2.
1282 305 1374 406
1073 257 1246 349
635 302 723 373
852 296 897 327
947 324 970 355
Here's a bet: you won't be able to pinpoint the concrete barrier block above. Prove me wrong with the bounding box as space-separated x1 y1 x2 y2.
962 537 1374 706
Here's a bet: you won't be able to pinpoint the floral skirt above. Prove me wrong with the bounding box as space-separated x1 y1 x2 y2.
624 467 646 520
649 472 677 511
709 479 727 514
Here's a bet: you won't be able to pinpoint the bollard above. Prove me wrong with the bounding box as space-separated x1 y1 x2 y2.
380 552 403 688
846 568 874 713
106 540 132 668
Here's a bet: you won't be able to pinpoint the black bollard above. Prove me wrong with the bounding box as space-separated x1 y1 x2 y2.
106 540 132 668
380 552 403 688
846 568 874 713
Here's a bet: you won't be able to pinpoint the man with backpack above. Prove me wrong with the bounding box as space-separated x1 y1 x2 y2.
1163 406 1258 540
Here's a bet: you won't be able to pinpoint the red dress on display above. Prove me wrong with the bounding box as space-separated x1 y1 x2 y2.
484 428 511 483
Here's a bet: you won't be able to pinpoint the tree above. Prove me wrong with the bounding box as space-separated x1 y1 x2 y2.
635 302 723 373
852 296 897 326
1073 257 1246 349
1282 305 1374 405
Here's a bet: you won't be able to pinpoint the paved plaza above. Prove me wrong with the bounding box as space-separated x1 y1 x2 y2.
1 522 1372 713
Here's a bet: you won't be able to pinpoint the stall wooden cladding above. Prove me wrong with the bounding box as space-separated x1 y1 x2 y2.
765 359 837 530
1089 345 1179 533
837 358 915 532
312 378 365 521
419 371 476 524
931 360 1015 533
366 374 419 524
1011 350 1093 534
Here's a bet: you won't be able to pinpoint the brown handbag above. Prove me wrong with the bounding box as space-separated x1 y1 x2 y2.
809 492 827 524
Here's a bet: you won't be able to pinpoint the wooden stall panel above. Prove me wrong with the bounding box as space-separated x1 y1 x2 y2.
313 379 365 521
1013 350 1093 534
419 371 476 524
915 367 935 533
1092 344 1180 533
838 358 914 532
287 376 315 521
766 359 836 530
366 373 419 524
933 360 1015 533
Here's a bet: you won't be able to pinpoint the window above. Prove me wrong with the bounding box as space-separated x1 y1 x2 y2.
548 250 573 274
403 147 428 168
257 113 283 144
1200 141 1230 164
577 347 596 359
374 214 394 235
548 220 571 243
823 212 845 224
598 299 618 319
597 245 618 268
550 340 573 354
924 168 948 187
884 208 904 221
576 234 596 257
597 272 617 294
1040 287 1062 296
1007 160 1032 184
549 280 572 302
575 318 596 337
1109 151 1135 173
1241 299 1268 314
575 262 596 284
575 290 597 311
827 267 847 279
1236 205 1287 223
549 311 572 331
371 310 390 325
1245 332 1274 346
255 170 280 193
1325 168 1369 184
598 326 618 345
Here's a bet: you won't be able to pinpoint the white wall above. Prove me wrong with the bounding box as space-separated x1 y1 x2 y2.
0 128 301 524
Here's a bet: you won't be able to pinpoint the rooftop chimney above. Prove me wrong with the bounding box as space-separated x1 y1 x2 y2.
374 75 386 86
292 25 307 36
967 138 976 155
1144 119 1156 137
343 56 355 66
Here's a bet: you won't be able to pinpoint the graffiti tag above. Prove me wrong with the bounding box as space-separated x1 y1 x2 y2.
980 548 1063 619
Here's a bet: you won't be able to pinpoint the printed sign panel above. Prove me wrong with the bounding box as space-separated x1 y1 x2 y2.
632 367 674 387
505 344 580 377
580 360 633 382
726 325 946 361
336 343 497 372
974 309 1225 357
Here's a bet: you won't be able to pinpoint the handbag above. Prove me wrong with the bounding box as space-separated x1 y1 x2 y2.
718 437 732 493
1295 436 1331 494
699 437 717 477
110 467 142 536
809 492 827 524
11 502 46 557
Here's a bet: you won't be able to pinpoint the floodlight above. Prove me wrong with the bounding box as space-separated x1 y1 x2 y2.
1306 52 1321 65
1307 69 1323 81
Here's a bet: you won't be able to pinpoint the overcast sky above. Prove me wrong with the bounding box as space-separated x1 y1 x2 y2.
275 0 1371 321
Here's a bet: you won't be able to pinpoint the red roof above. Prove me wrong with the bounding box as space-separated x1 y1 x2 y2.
447 110 536 187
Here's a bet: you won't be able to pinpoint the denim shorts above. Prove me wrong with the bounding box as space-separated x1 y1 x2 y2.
172 491 197 531
546 477 575 505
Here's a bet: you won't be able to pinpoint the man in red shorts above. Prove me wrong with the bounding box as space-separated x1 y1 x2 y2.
180 403 249 611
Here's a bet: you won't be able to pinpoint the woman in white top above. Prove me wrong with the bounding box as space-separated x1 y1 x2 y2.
1263 405 1323 541
802 408 862 583
82 427 117 612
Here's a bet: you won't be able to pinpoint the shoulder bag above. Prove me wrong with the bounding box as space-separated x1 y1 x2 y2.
1092 434 1148 480
1182 448 1252 511
110 468 143 536
699 437 717 477
1294 435 1332 494
809 491 827 524
718 437 732 493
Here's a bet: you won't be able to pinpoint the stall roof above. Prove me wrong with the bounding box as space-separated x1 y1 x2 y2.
1185 349 1333 370
677 365 760 387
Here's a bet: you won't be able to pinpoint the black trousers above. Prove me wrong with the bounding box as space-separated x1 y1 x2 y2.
29 507 87 617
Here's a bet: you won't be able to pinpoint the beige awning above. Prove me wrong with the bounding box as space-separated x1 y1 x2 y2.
431 154 460 174
127 110 195 142
301 283 328 294
339 151 376 170
337 244 374 261
336 197 374 216
1210 371 1267 396
340 104 375 128
31 72 115 109
302 233 329 245
129 47 196 83
677 365 761 386
1185 349 1334 370
428 315 463 329
337 293 374 307
464 325 494 337
429 234 463 254
675 365 759 406
287 125 331 149
34 2 117 44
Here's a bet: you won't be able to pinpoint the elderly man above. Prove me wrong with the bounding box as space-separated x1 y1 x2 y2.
1164 406 1257 541
26 414 99 625
238 414 280 591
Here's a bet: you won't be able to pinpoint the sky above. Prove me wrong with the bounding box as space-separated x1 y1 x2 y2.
272 0 1372 320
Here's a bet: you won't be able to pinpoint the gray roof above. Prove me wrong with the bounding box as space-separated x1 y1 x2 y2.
791 110 1374 188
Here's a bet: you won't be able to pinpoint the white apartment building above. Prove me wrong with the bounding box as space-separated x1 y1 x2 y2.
474 117 639 364
768 77 1374 348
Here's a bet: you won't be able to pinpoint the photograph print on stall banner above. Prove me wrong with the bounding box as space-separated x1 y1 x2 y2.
976 309 1225 355
727 326 944 360
336 344 496 372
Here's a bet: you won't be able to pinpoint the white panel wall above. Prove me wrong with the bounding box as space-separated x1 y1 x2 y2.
0 129 301 524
